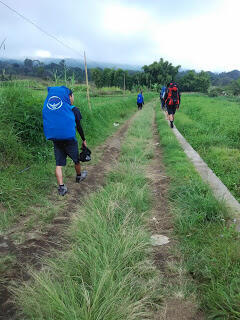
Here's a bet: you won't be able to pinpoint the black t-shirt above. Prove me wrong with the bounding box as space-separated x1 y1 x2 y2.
72 107 85 141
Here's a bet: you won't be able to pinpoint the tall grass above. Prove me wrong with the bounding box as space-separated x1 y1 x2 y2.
0 84 156 230
176 94 240 201
14 102 162 320
156 105 240 319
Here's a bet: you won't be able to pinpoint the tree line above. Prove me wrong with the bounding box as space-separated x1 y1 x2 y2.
3 57 240 94
92 59 211 93
0 59 87 83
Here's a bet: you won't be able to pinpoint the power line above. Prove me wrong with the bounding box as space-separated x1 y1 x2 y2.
0 0 84 58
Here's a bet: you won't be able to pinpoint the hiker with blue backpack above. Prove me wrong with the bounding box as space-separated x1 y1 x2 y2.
137 90 144 110
42 86 87 196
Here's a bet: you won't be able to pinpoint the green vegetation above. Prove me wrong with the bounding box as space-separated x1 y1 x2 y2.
175 94 240 201
14 102 162 320
91 58 181 91
156 105 240 319
177 70 210 93
207 79 240 98
229 78 240 96
0 83 156 230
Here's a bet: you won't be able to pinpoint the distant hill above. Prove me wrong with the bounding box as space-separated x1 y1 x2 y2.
0 57 142 71
207 70 240 86
177 69 240 86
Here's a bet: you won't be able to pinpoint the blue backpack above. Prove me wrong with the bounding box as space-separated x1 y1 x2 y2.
160 86 166 99
137 93 143 103
42 86 76 140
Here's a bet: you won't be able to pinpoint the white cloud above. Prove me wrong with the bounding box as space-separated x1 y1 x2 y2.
102 3 149 35
1 0 240 71
148 0 240 71
35 50 51 58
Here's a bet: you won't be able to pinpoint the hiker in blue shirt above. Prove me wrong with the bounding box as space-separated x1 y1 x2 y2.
137 90 144 110
160 86 166 110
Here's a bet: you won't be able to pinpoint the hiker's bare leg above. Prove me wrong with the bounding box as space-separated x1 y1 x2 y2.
75 163 81 175
56 166 63 185
169 114 174 122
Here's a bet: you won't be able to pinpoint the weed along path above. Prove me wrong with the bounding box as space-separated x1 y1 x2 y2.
0 111 139 320
147 120 204 320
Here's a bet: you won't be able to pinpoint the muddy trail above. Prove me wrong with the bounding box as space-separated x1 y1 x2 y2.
0 113 136 320
147 119 205 320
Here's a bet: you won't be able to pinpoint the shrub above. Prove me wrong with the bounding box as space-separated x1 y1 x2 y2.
208 87 224 97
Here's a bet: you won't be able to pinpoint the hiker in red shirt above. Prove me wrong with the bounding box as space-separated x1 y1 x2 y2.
164 82 181 128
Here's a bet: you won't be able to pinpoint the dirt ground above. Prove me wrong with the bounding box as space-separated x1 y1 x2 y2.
0 114 136 320
147 119 205 320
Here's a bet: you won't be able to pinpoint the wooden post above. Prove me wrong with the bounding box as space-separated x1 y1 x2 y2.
84 51 91 111
0 38 6 51
123 72 126 94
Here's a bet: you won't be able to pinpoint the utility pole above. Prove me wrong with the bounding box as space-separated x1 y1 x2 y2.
84 51 91 111
123 72 126 94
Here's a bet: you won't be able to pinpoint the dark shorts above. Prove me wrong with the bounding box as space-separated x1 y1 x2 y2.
137 103 143 109
167 105 177 115
161 98 166 109
53 140 79 166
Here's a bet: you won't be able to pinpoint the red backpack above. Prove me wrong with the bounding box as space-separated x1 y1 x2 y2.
165 83 179 106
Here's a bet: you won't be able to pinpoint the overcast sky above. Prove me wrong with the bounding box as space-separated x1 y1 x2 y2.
0 0 239 71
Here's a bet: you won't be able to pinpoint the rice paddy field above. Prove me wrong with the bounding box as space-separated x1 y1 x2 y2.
2 86 240 319
175 94 240 201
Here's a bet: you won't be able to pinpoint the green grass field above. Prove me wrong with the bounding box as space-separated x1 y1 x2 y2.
3 86 240 318
175 94 240 201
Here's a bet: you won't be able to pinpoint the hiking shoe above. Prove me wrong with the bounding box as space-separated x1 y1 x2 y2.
170 121 174 128
58 184 68 196
76 170 88 183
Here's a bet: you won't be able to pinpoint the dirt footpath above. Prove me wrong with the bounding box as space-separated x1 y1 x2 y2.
0 113 137 320
147 118 205 320
1 106 206 320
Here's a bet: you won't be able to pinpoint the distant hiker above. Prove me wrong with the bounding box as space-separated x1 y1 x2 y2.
42 86 87 196
164 82 181 128
160 85 166 110
137 90 144 110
